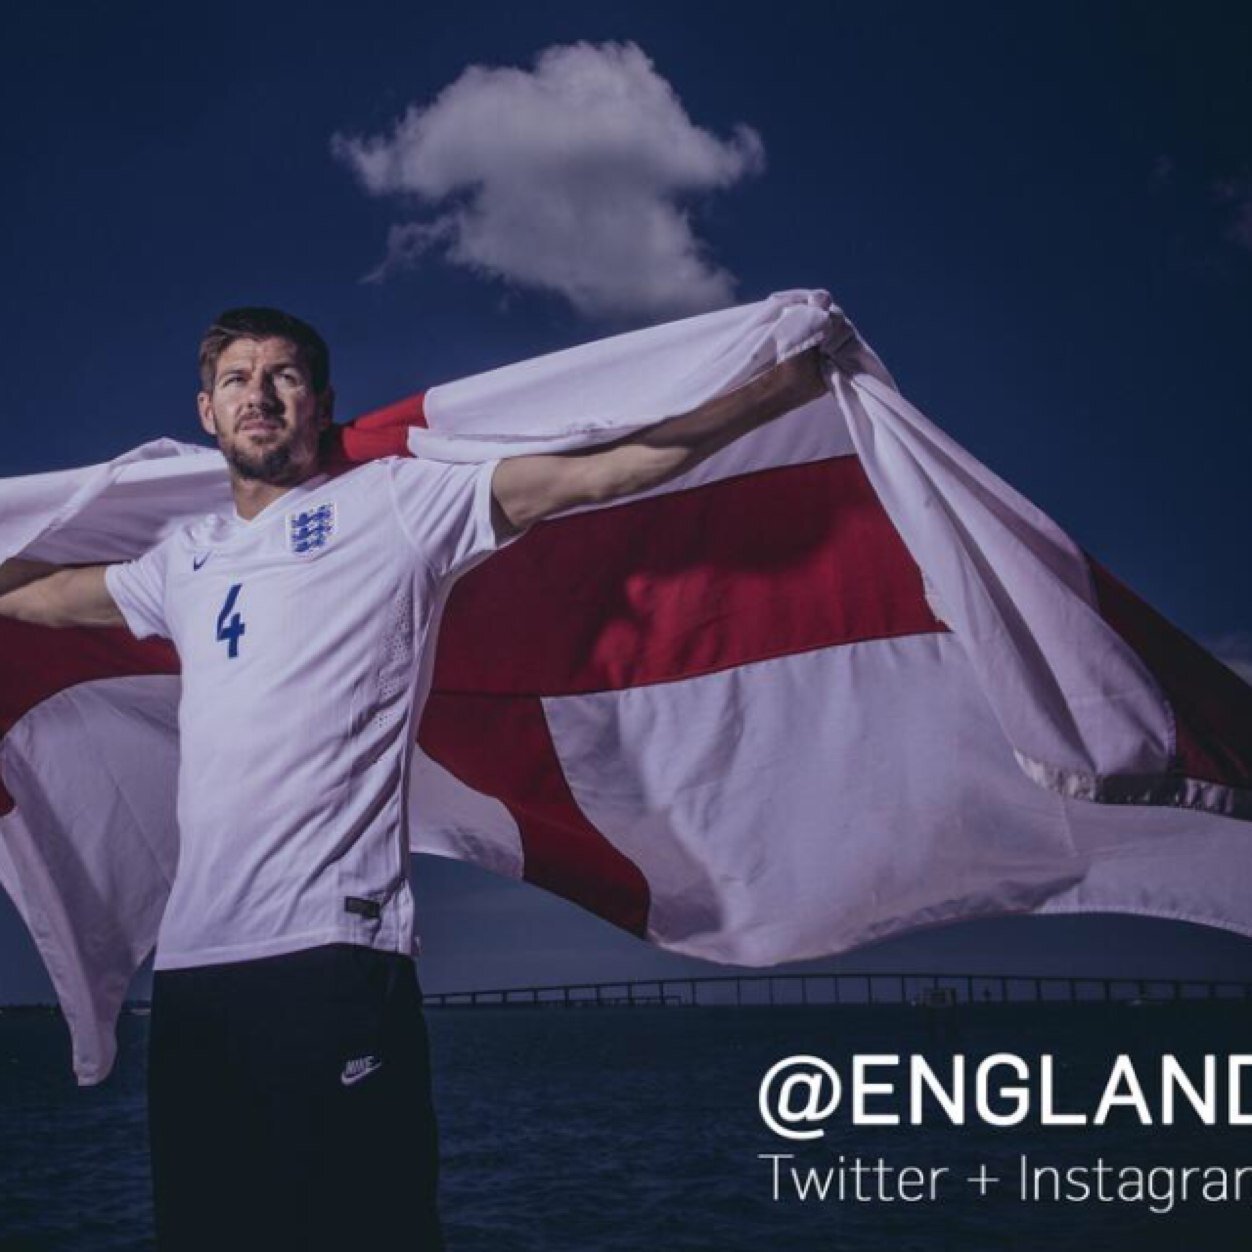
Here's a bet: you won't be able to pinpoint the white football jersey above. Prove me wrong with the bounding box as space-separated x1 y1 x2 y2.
105 456 505 970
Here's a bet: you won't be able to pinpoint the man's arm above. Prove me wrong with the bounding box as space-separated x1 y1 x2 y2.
0 559 125 629
491 347 828 533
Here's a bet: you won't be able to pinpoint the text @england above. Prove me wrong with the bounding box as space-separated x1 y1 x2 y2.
758 1053 1252 1139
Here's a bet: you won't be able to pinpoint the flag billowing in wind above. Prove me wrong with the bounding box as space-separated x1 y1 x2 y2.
1 290 1249 1084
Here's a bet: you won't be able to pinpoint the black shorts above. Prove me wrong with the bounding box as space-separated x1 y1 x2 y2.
147 943 443 1251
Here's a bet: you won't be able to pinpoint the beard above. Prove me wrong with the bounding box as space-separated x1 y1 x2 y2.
224 440 299 483
220 423 305 484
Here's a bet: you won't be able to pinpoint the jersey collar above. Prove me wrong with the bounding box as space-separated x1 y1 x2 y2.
232 473 331 526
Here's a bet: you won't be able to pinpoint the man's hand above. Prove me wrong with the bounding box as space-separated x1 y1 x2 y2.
491 346 828 533
0 560 124 629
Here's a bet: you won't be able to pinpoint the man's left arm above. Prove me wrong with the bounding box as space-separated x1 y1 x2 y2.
491 347 828 534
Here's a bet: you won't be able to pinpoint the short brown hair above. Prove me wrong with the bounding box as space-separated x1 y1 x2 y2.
198 307 331 394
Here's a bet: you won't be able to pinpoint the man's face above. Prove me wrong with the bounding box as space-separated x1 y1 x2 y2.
197 336 332 484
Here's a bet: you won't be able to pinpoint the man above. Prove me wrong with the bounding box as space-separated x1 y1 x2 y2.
0 306 827 1249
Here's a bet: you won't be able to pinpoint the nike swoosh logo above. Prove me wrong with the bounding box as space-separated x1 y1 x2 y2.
340 1059 383 1087
193 554 210 571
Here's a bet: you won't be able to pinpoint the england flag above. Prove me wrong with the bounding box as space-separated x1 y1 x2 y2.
2 290 1249 1084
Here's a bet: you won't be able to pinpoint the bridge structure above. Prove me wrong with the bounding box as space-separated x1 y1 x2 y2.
421 971 1252 1010
6 971 1248 1017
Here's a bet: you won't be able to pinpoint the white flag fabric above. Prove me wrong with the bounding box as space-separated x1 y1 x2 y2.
1 290 1249 1084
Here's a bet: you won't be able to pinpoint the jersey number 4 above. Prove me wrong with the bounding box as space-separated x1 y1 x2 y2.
216 583 246 659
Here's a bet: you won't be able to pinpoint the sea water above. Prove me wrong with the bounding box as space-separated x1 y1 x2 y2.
1 1003 1249 1250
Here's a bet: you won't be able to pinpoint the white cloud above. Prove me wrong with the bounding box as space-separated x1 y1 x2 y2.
332 41 764 320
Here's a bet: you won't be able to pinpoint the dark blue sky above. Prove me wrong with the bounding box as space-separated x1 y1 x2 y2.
2 2 1249 999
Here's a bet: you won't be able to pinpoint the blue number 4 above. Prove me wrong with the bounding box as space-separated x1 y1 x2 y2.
216 583 246 659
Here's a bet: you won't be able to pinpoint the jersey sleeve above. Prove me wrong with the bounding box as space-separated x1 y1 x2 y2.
104 536 175 640
385 457 515 581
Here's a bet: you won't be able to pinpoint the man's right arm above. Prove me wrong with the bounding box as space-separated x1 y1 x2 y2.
0 559 125 629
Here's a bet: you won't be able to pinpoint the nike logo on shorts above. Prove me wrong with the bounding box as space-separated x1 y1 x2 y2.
193 554 210 571
341 1055 383 1086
